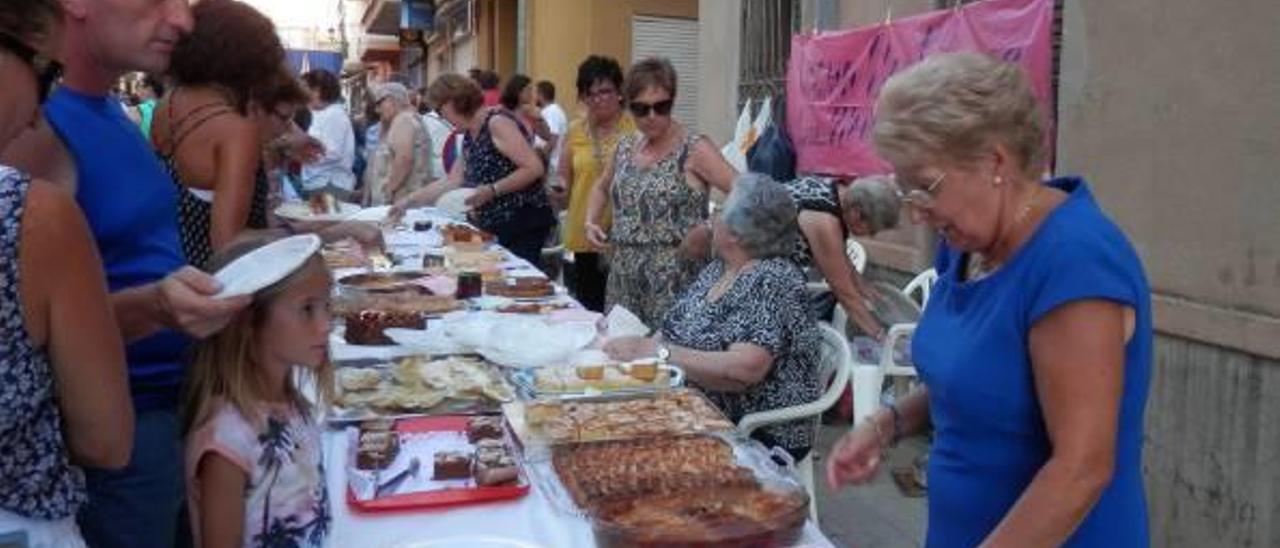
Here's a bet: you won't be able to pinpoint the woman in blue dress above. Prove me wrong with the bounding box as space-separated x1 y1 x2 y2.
827 52 1152 547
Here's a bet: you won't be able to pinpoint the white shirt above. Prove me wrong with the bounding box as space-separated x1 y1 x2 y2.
421 110 455 180
541 103 569 173
302 102 357 192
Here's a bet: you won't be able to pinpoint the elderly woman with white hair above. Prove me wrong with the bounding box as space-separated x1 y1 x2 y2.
827 53 1152 547
364 82 433 206
605 173 822 460
784 174 901 338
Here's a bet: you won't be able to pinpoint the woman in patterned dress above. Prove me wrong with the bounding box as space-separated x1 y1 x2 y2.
584 57 737 328
0 0 133 542
604 174 820 460
785 174 902 338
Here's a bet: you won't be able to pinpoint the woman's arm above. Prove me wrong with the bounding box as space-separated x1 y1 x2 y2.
583 145 618 247
602 336 773 392
389 155 465 219
549 135 573 207
980 300 1126 547
826 386 931 488
381 114 416 200
687 135 737 194
20 180 133 469
801 211 885 339
474 115 545 199
208 120 264 251
197 454 248 548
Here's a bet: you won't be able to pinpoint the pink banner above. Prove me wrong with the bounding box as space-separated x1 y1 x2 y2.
786 0 1055 176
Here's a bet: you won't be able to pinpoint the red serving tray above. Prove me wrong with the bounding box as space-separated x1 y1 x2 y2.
346 415 530 512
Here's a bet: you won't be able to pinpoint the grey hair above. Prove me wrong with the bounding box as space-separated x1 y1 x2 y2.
720 173 798 259
845 175 901 234
873 52 1045 176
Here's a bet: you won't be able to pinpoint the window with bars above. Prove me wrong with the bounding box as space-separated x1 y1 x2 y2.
737 0 800 107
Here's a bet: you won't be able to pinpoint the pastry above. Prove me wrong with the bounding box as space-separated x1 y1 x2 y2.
575 364 605 381
527 391 733 443
628 360 659 382
432 451 472 480
442 224 495 249
308 192 338 215
552 435 756 508
355 426 400 470
466 416 505 443
344 310 425 345
593 488 809 547
485 277 554 299
473 440 519 486
339 368 382 392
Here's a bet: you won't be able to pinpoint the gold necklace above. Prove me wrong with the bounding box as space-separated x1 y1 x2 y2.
970 185 1045 278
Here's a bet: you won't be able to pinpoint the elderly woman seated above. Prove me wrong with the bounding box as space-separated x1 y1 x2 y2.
604 173 822 460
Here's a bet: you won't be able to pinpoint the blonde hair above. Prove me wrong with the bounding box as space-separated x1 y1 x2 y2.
182 236 335 434
873 52 1045 176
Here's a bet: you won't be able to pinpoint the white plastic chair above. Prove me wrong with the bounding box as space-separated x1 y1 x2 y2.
902 267 937 308
737 322 852 525
805 238 868 293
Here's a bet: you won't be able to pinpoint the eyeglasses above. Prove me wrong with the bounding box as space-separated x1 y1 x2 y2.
585 87 618 102
628 99 674 118
0 32 62 104
898 171 946 209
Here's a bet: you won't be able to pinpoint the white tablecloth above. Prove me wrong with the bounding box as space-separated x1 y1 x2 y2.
322 210 835 548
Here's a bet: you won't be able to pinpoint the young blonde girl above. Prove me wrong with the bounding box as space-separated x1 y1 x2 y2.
183 237 335 548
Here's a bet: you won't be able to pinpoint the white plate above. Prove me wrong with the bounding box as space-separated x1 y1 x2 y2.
436 188 475 218
391 537 545 548
213 234 322 298
274 200 362 223
347 205 392 222
477 319 598 369
471 295 515 310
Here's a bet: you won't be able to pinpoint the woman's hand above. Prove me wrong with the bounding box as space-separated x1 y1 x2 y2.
826 419 887 490
678 223 713 261
465 185 497 209
603 336 658 362
584 221 610 249
273 133 324 164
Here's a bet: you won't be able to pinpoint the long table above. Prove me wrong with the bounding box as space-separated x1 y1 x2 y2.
322 209 836 547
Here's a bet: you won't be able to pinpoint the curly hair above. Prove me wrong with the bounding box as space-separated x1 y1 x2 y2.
257 69 307 111
301 69 342 104
500 73 531 110
575 55 624 98
168 0 286 114
428 73 484 119
0 0 61 45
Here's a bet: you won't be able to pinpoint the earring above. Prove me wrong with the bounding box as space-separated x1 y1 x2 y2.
993 175 1003 186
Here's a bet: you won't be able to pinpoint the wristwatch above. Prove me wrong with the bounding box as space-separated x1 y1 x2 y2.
655 342 671 363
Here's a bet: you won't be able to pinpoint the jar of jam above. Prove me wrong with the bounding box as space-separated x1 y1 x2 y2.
422 253 445 269
456 271 483 299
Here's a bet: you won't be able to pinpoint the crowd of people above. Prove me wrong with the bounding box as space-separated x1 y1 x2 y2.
0 0 1154 546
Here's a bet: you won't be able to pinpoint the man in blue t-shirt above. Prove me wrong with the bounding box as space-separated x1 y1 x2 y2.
2 1 249 546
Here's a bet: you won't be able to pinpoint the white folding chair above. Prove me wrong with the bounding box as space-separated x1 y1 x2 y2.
902 267 937 308
737 322 852 525
805 238 868 294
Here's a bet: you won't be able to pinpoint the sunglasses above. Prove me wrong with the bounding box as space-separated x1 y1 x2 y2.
0 32 62 104
628 99 674 118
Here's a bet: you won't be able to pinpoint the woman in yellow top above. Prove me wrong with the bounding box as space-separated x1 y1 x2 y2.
552 55 635 312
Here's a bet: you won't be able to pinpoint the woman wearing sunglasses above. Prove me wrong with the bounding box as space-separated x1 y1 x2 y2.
0 0 134 544
584 57 737 329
